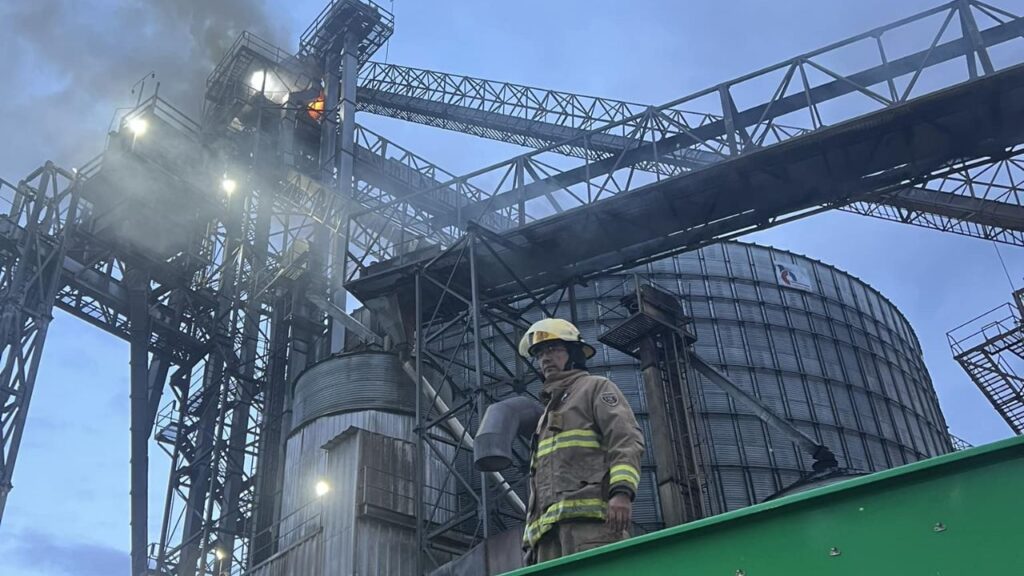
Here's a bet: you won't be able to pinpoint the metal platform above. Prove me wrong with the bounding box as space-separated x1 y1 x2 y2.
299 0 394 62
597 283 695 358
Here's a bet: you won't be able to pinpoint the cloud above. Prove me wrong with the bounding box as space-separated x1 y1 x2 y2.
3 529 127 576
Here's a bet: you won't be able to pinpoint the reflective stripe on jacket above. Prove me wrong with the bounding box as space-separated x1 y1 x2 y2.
524 369 645 548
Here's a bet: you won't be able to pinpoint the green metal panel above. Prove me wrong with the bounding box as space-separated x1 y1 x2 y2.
505 436 1024 575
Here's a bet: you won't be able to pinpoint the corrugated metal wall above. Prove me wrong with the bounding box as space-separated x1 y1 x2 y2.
275 353 456 575
663 243 950 513
281 410 416 543
436 241 950 530
291 351 416 431
351 432 419 575
275 427 422 576
320 429 360 576
250 530 324 576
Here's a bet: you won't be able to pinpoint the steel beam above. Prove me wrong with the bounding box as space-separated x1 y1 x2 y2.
127 268 151 576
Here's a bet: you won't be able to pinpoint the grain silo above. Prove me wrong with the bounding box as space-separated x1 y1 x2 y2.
440 241 952 532
259 351 456 575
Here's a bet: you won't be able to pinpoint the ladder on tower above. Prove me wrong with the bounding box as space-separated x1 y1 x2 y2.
651 326 713 522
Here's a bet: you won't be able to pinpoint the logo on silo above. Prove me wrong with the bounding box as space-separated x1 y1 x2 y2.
775 262 814 292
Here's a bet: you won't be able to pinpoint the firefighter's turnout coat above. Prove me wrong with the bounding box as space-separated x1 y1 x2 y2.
523 369 645 550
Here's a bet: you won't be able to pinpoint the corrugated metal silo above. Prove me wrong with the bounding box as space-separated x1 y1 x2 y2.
440 241 951 532
257 351 454 576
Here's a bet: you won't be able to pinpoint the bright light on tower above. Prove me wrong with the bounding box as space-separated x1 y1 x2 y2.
248 69 289 105
221 178 237 195
128 117 148 136
315 480 330 497
249 70 269 90
215 548 226 561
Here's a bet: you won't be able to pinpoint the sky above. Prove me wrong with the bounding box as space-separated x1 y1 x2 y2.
1 0 1022 574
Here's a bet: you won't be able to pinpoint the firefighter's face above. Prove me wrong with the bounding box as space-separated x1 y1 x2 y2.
534 342 569 377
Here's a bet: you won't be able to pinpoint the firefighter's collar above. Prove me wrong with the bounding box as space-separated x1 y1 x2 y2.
540 369 588 400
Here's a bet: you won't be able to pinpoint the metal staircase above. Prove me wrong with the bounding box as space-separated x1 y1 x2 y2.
949 288 1024 434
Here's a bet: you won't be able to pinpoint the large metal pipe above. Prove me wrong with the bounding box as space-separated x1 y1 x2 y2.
468 237 490 537
401 362 527 513
329 33 360 353
127 269 150 576
315 48 341 359
474 397 543 472
688 353 838 472
638 336 687 526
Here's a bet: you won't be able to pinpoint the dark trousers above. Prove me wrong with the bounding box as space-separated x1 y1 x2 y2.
531 520 629 565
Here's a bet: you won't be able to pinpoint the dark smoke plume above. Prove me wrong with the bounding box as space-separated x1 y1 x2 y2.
0 0 289 179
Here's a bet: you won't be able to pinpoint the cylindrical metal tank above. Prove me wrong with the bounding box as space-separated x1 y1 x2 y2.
652 243 948 514
290 350 417 432
444 241 951 531
282 352 415 527
272 351 453 576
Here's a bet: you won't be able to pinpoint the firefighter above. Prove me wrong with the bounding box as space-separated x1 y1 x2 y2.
519 318 645 565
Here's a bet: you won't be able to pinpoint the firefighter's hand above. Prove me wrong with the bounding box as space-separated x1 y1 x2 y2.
606 493 632 533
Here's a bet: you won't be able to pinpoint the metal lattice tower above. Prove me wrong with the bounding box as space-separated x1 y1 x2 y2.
0 1 1022 575
0 164 82 520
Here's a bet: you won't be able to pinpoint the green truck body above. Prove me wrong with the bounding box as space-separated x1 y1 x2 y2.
505 435 1024 575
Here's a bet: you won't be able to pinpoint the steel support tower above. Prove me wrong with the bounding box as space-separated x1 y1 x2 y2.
0 164 82 523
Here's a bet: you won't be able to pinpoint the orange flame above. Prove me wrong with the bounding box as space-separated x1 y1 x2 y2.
307 92 325 121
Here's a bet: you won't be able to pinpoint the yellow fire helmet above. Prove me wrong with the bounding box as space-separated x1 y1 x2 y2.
518 318 596 359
